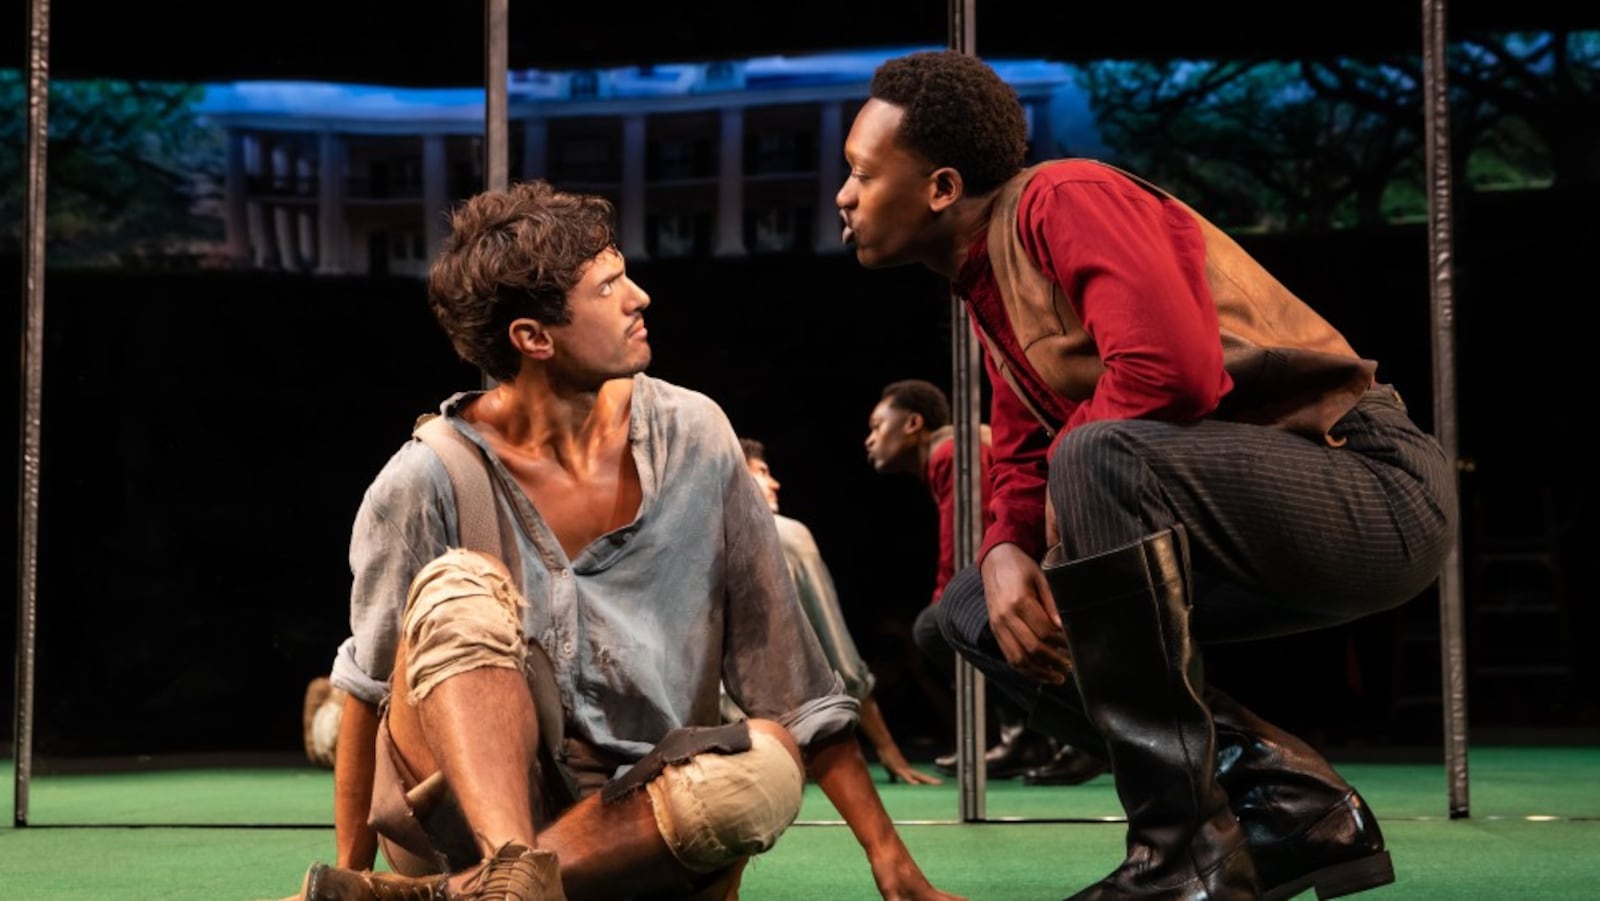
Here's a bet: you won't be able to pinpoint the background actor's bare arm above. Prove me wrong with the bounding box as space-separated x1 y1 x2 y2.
806 732 966 900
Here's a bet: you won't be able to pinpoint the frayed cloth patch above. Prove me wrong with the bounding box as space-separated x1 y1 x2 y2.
600 720 753 804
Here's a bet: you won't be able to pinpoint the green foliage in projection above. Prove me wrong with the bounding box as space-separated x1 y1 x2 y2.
0 73 225 266
1071 30 1599 232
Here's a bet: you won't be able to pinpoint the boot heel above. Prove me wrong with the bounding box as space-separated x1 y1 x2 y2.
1314 850 1394 899
1262 850 1394 901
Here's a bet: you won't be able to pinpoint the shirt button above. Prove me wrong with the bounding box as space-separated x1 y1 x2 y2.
560 639 576 657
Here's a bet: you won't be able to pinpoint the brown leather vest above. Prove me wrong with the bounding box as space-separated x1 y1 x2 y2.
982 160 1377 442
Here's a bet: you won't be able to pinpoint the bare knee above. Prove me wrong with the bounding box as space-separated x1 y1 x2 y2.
400 549 527 703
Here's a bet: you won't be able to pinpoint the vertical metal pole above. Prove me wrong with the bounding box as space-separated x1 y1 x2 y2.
948 0 975 58
482 0 509 392
1420 0 1470 819
947 0 985 824
484 0 509 193
949 288 986 824
14 0 51 828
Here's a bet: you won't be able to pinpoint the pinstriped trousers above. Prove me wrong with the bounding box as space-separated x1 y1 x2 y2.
938 385 1457 719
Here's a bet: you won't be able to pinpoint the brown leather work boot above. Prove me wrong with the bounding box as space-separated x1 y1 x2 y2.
300 864 445 900
453 842 565 901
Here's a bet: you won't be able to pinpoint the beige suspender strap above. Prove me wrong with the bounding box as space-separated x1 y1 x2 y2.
412 414 503 560
406 414 570 794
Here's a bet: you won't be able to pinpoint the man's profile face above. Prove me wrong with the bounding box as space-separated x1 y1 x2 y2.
864 398 918 474
746 457 781 513
546 245 653 382
836 98 938 270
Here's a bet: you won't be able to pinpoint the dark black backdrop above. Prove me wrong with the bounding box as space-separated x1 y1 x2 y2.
5 185 1597 760
9 1 1598 85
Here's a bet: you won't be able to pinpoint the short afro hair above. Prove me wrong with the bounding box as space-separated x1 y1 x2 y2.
880 379 951 430
869 50 1029 195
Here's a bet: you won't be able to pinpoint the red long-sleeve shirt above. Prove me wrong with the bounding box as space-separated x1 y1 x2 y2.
925 433 995 605
958 160 1230 564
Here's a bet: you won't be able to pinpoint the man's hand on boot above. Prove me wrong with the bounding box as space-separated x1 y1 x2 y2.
980 544 1072 685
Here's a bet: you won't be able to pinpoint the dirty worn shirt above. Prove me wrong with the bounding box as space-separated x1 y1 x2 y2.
330 374 857 761
772 514 875 702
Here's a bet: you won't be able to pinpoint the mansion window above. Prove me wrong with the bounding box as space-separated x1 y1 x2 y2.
745 207 811 254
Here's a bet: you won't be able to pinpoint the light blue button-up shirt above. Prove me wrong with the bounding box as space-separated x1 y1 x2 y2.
331 374 857 762
773 514 877 702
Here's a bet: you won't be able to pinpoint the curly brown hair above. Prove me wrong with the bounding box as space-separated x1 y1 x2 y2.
869 50 1028 195
426 180 617 382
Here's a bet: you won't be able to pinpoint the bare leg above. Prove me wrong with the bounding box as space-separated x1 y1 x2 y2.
533 789 683 900
387 647 539 862
391 628 798 901
541 720 800 901
674 858 748 901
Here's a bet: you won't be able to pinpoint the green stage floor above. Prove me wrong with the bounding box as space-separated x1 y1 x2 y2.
3 745 1597 899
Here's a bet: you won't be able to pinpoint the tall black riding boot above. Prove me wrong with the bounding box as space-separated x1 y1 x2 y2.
1209 688 1393 900
1021 672 1392 897
1047 525 1257 901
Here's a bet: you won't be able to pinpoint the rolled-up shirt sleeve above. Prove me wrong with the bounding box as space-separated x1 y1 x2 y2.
330 637 390 705
329 440 455 706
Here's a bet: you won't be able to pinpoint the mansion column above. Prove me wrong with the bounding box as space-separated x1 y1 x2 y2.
620 114 647 259
813 101 843 254
243 134 274 268
271 141 299 270
521 117 548 182
296 150 316 271
1026 99 1052 162
223 131 250 266
714 106 745 257
422 133 450 262
316 130 348 274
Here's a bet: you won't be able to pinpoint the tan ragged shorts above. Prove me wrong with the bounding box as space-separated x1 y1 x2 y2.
646 727 804 872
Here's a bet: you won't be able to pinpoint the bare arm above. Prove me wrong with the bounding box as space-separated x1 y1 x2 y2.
857 695 941 786
807 731 966 900
333 693 380 870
